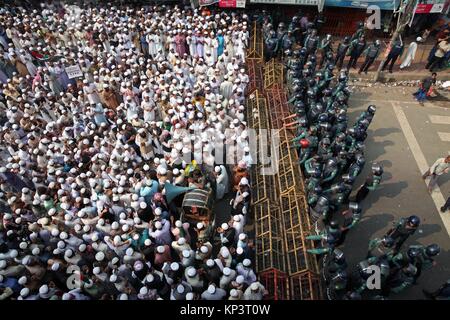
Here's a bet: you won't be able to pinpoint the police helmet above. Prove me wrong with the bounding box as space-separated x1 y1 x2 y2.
318 113 328 123
407 247 421 259
356 155 365 166
367 105 376 115
425 244 440 257
329 220 340 229
371 163 383 176
381 236 395 248
407 215 421 227
349 202 361 214
313 185 323 194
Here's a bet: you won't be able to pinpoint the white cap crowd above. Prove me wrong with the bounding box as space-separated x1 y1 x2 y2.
0 2 266 300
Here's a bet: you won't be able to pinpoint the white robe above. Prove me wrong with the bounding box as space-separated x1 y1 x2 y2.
215 165 229 200
400 42 418 69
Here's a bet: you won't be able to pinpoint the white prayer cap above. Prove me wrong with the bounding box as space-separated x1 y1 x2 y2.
223 267 231 276
95 252 105 261
230 289 239 297
236 275 245 284
32 247 40 255
208 284 216 294
170 262 179 271
200 245 208 254
221 223 229 230
39 284 49 295
126 248 134 256
243 259 251 267
157 246 165 254
18 276 27 285
239 177 249 185
144 239 152 246
20 288 30 297
60 232 68 240
19 241 28 249
109 274 117 283
239 233 247 241
51 263 60 271
186 292 194 300
155 221 162 229
196 222 204 230
206 259 214 267
251 282 259 291
139 286 148 295
175 220 183 228
93 267 101 275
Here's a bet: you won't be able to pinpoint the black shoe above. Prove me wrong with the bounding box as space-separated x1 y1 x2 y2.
441 206 447 213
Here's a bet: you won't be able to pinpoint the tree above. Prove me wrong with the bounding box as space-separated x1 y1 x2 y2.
373 0 418 82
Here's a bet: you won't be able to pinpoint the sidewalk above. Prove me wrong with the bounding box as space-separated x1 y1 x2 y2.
346 61 450 82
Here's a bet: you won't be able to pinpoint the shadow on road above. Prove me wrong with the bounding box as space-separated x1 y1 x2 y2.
412 223 443 242
371 127 401 137
362 181 409 207
365 138 395 161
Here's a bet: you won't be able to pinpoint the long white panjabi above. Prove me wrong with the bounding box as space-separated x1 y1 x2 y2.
400 42 418 69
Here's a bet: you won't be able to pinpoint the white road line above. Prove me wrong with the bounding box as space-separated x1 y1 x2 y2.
437 132 450 142
392 102 450 238
429 115 450 125
351 98 420 104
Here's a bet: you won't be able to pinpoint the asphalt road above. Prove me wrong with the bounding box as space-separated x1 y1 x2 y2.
341 84 450 299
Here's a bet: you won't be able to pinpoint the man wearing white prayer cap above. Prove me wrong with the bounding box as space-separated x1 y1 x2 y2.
201 284 227 300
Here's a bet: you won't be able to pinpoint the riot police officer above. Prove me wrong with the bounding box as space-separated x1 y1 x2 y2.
335 36 351 70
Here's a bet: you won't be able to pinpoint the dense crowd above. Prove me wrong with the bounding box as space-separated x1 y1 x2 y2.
0 3 266 300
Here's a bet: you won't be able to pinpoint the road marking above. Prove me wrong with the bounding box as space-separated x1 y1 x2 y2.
429 115 450 125
351 98 420 105
392 102 450 238
437 132 450 142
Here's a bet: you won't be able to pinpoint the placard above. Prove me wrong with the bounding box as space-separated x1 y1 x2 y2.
65 65 83 79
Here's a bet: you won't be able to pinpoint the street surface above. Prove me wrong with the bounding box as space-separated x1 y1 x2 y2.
343 84 450 299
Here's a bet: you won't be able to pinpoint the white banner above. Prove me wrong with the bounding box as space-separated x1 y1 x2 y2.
250 0 318 4
65 65 83 79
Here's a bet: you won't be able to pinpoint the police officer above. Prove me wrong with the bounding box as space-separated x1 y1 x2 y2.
347 35 367 69
385 215 421 252
367 236 395 263
265 30 279 61
319 34 333 68
351 21 365 41
382 39 404 73
355 162 383 202
281 31 295 58
304 29 319 61
335 36 351 70
359 40 381 74
407 243 440 283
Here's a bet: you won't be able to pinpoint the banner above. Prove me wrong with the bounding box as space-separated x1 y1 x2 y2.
414 0 448 13
219 0 246 7
199 0 219 6
324 0 399 10
249 0 318 5
65 65 83 79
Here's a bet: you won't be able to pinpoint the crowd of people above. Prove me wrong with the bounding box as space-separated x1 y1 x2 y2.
0 3 268 300
263 12 444 299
